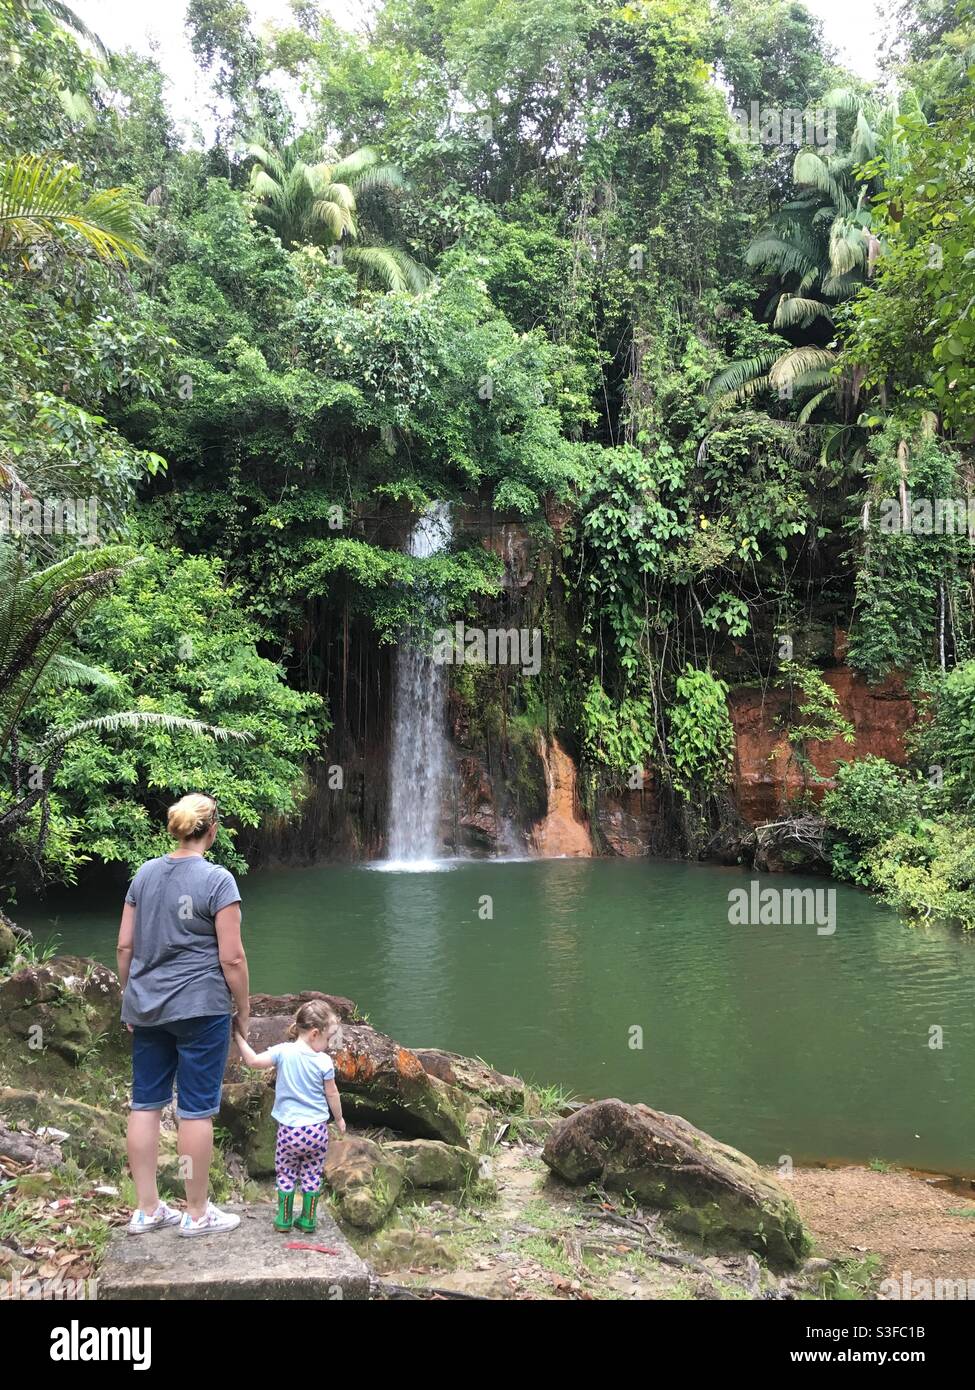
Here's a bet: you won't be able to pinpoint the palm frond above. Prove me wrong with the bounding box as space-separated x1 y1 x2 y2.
769 348 837 390
31 711 252 760
708 350 781 400
793 151 850 213
0 154 145 265
343 245 432 294
773 295 834 329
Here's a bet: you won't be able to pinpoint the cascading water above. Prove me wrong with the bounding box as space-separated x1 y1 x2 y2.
385 502 453 868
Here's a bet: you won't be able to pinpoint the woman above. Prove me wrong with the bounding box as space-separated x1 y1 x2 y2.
116 793 250 1236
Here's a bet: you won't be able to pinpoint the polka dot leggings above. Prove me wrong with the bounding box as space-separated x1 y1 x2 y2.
275 1120 329 1194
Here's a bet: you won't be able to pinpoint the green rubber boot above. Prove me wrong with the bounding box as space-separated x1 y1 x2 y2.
295 1187 320 1234
274 1189 294 1232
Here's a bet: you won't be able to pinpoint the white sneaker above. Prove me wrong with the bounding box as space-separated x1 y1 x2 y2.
126 1200 182 1235
178 1201 241 1237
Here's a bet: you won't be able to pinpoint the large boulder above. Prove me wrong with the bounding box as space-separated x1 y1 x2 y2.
412 1049 525 1111
542 1099 808 1267
384 1139 479 1191
0 957 125 1076
334 1024 470 1146
324 1136 404 1232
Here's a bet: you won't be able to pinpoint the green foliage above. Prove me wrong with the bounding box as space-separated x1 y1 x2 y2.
822 755 926 883
9 545 326 879
580 677 656 777
912 661 975 811
666 665 734 796
843 41 975 432
871 820 975 931
847 422 974 681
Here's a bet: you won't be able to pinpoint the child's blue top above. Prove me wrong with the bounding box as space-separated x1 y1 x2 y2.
267 1039 335 1126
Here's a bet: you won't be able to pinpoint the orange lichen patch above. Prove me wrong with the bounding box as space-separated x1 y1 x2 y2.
395 1048 425 1081
335 1049 378 1083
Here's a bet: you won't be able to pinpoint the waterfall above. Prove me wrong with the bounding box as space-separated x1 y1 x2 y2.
386 502 452 867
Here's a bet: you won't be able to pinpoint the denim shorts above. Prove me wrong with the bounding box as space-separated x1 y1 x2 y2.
131 1014 231 1120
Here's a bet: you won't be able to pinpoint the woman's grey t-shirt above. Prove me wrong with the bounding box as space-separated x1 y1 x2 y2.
121 855 241 1027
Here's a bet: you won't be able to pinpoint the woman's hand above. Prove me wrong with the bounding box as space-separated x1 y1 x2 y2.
335 1118 346 1135
234 1010 250 1040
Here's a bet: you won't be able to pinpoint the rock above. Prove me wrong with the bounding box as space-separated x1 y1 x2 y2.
412 1049 525 1111
0 1123 63 1169
530 734 592 857
384 1139 479 1191
0 1242 33 1278
334 1024 470 1146
99 1202 370 1300
324 1136 404 1232
0 1088 126 1173
594 781 660 857
542 1099 808 1267
0 956 125 1071
248 990 359 1021
0 920 17 968
371 1228 455 1274
465 1106 498 1154
728 669 915 826
218 1080 276 1177
226 1007 469 1146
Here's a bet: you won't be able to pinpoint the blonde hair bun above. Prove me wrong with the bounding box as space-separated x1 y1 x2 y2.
167 793 217 842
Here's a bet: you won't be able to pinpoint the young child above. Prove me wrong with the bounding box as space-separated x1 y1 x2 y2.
234 1000 346 1233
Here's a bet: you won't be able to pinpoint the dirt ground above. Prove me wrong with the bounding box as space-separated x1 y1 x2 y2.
790 1165 975 1286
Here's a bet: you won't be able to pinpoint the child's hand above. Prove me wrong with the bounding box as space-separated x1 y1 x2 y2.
336 1118 346 1135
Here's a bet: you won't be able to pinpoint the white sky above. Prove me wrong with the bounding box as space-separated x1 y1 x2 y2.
73 0 890 136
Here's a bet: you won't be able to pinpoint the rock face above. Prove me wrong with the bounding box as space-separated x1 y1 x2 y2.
0 957 125 1071
530 734 592 857
412 1049 526 1111
324 1136 404 1231
729 668 915 826
542 1099 808 1267
594 780 661 857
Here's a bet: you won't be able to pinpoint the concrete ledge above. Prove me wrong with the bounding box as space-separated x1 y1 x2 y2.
99 1204 372 1300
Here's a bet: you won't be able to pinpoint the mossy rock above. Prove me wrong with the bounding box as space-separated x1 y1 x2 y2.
0 956 126 1080
383 1139 479 1191
0 921 17 969
324 1136 404 1232
411 1049 526 1111
0 1087 126 1175
543 1098 809 1268
218 1080 277 1178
